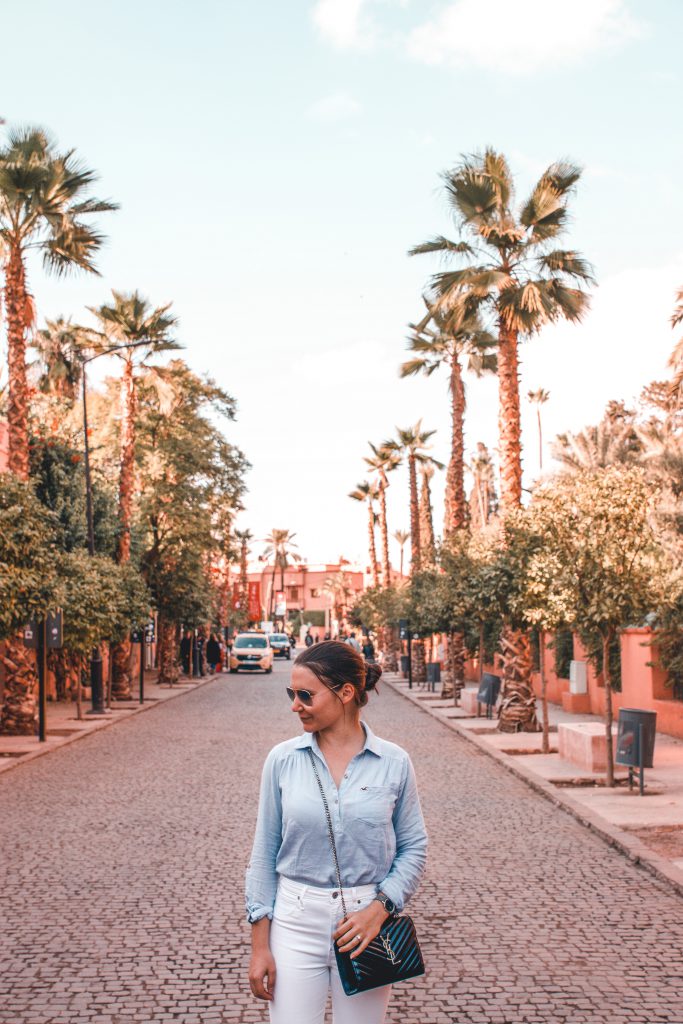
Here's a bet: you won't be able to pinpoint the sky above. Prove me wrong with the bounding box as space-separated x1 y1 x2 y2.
1 0 682 566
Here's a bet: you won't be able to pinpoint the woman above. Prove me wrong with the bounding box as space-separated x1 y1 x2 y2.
206 633 221 674
246 640 427 1023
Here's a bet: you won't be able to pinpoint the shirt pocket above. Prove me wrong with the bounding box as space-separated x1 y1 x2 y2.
355 785 397 828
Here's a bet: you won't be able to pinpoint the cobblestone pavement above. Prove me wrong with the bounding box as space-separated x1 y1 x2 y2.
1 659 683 1024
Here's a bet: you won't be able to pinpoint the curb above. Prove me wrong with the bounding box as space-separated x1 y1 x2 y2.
383 673 683 901
0 673 222 781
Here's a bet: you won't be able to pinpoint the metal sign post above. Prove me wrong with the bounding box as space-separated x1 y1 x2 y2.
139 627 145 705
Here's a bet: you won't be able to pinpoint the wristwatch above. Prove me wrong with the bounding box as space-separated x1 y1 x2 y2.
374 891 396 915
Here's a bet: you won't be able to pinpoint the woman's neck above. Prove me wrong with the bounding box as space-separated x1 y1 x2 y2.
316 716 364 752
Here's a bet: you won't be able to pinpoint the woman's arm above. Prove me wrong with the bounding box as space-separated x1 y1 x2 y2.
377 755 428 912
249 918 276 1001
245 748 283 924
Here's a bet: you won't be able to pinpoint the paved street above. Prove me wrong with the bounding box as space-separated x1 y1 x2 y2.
1 657 683 1024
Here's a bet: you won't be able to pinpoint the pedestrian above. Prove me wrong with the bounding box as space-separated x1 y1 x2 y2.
314 633 320 643
179 629 192 676
346 631 361 653
193 631 206 678
305 630 314 649
246 640 428 1023
206 633 221 674
362 637 375 663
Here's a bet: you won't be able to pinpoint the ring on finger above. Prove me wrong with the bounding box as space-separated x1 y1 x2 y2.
355 934 362 943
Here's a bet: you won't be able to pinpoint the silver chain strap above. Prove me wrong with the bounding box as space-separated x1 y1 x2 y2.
307 747 349 920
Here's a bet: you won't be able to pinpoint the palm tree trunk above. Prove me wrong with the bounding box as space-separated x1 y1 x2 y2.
412 638 426 684
497 324 523 512
408 455 421 572
111 637 132 700
444 355 466 536
384 627 399 672
378 484 390 586
158 616 179 686
537 408 543 471
450 631 466 705
0 247 39 736
117 356 137 564
419 475 436 566
368 504 379 588
603 630 615 787
497 627 539 732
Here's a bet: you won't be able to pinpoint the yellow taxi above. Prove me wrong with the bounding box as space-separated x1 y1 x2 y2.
229 631 274 674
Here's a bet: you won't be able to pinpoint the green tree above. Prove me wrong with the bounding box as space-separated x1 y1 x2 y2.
530 468 667 783
0 476 59 733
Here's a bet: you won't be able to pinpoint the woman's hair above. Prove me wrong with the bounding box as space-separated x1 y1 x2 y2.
294 639 381 707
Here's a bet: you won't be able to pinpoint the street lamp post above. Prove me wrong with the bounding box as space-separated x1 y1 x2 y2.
81 340 149 714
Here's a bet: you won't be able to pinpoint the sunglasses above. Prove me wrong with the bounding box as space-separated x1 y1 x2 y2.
286 684 343 706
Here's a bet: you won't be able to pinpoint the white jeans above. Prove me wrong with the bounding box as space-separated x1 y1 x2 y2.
268 876 392 1024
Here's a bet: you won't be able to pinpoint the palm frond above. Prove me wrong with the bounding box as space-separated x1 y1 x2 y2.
408 236 474 258
537 249 596 284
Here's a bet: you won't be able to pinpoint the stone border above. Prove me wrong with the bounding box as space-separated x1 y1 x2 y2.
0 673 222 780
383 673 683 900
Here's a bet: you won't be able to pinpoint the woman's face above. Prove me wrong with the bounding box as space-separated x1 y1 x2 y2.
289 665 355 731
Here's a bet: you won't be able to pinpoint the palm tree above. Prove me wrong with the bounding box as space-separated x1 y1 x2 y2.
527 388 550 471
392 529 410 578
90 291 180 566
668 286 683 400
349 481 380 588
418 459 443 566
0 127 116 736
363 442 400 585
551 421 636 472
401 302 496 535
411 149 593 732
262 529 300 619
90 291 179 700
235 528 253 617
384 421 438 573
32 318 95 402
467 442 497 529
322 570 354 631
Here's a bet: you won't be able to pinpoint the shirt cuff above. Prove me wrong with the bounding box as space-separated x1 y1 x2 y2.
376 880 403 913
246 908 273 924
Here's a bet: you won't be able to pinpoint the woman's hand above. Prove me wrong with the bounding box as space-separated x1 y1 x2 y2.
333 901 389 960
248 949 276 1001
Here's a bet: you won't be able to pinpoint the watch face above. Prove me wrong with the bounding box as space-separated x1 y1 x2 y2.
384 897 396 914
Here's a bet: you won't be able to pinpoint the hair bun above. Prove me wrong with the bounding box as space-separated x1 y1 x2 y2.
364 662 382 692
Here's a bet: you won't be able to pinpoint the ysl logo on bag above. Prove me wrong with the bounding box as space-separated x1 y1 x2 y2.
379 933 402 965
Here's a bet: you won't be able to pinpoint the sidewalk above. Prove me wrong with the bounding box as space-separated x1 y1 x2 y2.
0 670 223 777
384 672 683 897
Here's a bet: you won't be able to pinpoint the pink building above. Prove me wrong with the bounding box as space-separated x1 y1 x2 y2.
236 561 369 635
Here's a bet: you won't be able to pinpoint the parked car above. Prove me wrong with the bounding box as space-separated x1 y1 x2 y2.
229 632 273 673
268 633 291 659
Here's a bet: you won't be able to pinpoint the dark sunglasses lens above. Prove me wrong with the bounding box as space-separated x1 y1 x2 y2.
287 687 313 705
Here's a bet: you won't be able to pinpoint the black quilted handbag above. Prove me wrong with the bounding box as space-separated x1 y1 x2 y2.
307 749 425 996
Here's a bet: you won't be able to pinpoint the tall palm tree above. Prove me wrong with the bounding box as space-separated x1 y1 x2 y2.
90 291 179 699
235 528 253 616
527 388 550 471
363 442 400 586
411 149 593 732
401 302 496 535
384 421 438 573
32 318 95 403
90 291 180 566
392 529 410 578
349 481 380 588
262 529 300 619
668 286 683 400
418 459 443 566
322 570 353 631
467 442 497 529
0 127 116 737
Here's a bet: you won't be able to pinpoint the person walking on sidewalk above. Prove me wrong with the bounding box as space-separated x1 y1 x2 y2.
206 633 221 674
180 630 192 676
246 640 427 1024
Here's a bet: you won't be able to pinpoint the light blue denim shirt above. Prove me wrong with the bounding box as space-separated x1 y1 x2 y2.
245 722 428 923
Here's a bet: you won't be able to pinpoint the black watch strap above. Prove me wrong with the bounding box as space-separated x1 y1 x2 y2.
374 891 396 914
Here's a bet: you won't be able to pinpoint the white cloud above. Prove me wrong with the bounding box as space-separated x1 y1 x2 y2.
311 0 372 49
307 91 362 121
407 0 642 73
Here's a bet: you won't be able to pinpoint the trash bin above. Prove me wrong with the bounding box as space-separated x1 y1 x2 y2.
426 662 441 685
616 708 657 769
477 672 501 708
400 655 410 678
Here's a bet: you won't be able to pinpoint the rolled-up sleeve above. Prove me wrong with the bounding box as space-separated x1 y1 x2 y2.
378 755 427 912
245 749 282 923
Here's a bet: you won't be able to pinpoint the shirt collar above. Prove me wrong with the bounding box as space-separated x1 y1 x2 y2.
294 720 382 757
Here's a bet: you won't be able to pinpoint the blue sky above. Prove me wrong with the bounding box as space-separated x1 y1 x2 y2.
1 0 682 565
